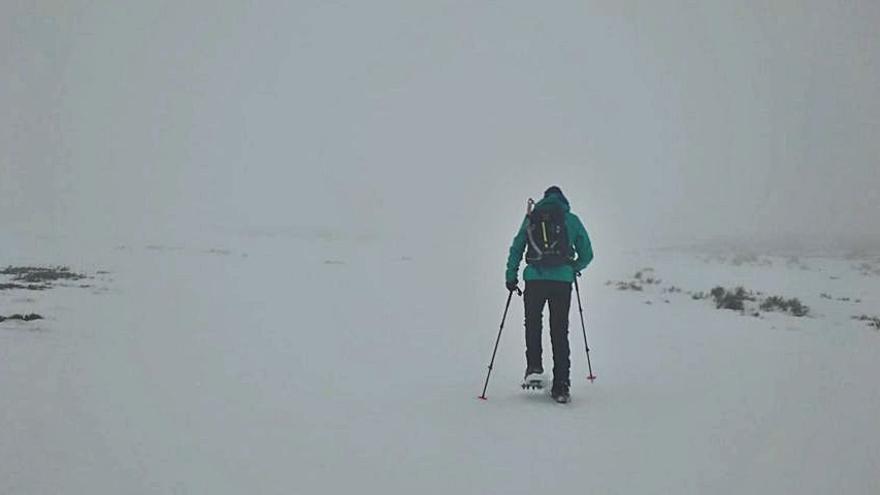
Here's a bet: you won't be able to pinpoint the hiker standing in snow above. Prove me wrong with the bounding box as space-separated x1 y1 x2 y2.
505 186 593 402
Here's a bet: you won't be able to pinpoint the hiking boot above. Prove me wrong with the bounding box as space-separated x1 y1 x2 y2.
551 382 571 403
521 366 545 390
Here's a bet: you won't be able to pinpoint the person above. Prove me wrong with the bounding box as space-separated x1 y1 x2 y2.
505 186 593 403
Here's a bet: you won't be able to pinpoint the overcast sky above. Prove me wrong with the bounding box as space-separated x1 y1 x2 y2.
3 1 879 251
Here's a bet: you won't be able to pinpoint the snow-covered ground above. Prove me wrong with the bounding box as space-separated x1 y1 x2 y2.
2 232 879 494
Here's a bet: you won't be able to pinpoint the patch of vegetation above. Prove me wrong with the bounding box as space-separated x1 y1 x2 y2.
0 313 44 323
608 269 663 292
710 286 756 311
820 292 858 303
616 281 643 291
705 286 809 317
709 286 746 311
0 266 87 284
852 315 880 330
759 295 810 317
0 282 50 291
633 268 661 285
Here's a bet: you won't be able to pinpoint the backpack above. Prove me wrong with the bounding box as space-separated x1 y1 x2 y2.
525 202 571 267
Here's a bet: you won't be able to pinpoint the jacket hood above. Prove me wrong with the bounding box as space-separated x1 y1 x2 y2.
534 192 570 213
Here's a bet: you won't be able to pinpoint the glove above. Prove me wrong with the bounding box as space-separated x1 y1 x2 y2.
506 279 519 292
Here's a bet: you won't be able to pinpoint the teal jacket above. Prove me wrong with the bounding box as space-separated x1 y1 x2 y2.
506 193 593 283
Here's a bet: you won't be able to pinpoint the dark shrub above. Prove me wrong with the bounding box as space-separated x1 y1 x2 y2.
760 296 809 317
710 287 748 311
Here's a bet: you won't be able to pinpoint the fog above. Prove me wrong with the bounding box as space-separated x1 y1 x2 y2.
3 1 879 251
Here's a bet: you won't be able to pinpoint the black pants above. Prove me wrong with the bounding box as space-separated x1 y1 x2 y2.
524 280 572 386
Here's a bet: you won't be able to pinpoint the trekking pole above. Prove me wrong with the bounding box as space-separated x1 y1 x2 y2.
478 286 521 400
574 275 597 382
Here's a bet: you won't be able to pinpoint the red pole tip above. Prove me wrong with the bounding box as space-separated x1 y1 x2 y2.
587 375 597 382
478 396 488 400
